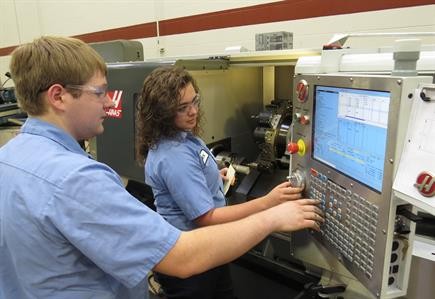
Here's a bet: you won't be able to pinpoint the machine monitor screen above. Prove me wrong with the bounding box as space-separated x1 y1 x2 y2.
312 85 391 192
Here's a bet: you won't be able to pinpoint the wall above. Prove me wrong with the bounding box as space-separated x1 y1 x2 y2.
1 0 434 86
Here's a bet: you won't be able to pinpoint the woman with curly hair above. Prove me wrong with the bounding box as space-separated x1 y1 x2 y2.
136 66 310 299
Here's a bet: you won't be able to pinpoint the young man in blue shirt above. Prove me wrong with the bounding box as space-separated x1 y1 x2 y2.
0 36 322 299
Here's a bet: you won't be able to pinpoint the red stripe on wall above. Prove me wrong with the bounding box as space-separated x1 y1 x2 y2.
0 22 157 56
159 0 433 35
0 46 17 57
73 22 157 43
0 0 433 56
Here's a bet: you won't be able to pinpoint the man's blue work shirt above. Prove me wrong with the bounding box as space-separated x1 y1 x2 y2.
0 118 181 299
145 132 226 231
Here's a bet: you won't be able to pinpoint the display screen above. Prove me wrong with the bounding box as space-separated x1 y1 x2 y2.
313 85 391 192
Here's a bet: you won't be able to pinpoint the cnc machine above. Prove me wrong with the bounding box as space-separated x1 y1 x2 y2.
92 34 435 299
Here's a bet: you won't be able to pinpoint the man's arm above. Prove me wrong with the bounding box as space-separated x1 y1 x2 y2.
154 198 322 278
195 181 302 226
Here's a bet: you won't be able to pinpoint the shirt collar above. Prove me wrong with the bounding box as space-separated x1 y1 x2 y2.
179 131 189 139
21 117 89 157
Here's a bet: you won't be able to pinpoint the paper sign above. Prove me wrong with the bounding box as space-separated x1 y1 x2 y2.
223 164 236 195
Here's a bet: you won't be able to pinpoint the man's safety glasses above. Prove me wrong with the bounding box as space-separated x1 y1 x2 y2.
65 84 108 100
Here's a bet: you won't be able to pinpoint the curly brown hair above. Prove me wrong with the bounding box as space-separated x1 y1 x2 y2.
135 66 203 165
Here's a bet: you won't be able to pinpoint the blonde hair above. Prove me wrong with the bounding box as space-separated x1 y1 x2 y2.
10 36 107 115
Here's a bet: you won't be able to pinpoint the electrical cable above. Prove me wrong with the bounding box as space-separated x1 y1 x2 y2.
1 72 12 89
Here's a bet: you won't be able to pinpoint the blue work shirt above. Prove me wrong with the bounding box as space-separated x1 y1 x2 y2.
145 132 226 231
0 118 180 299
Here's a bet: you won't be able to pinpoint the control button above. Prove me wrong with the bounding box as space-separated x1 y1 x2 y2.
310 168 318 177
392 240 399 251
296 79 309 103
287 142 299 154
287 139 306 156
300 114 310 125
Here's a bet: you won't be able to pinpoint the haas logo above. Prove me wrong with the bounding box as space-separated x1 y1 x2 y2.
105 90 123 119
414 172 435 197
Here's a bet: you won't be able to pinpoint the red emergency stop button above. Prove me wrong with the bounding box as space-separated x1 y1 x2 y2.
287 139 306 156
287 142 299 154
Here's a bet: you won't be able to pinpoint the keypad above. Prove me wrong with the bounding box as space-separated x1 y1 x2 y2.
310 169 379 279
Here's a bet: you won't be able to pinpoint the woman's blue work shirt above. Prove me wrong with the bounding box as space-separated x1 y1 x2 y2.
145 132 226 231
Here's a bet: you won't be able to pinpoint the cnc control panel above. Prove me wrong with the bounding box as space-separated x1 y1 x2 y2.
289 74 432 298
